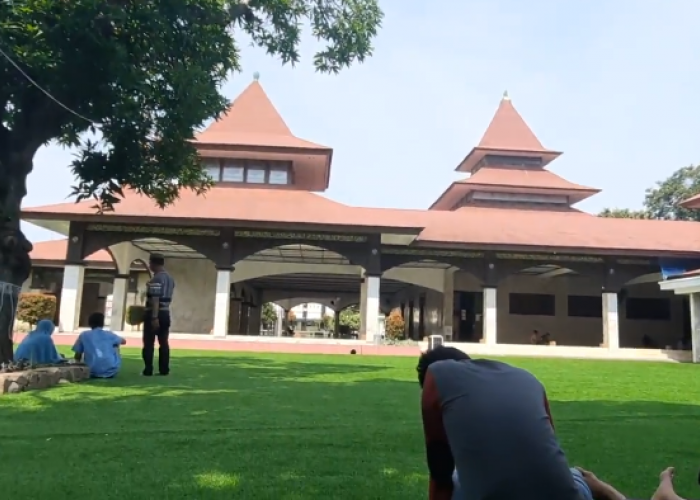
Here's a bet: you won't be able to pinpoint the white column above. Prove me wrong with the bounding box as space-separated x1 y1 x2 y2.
689 293 700 363
109 275 129 331
213 269 231 338
359 277 368 335
602 292 620 350
363 275 381 343
442 270 455 340
275 304 284 336
482 287 497 345
58 265 85 332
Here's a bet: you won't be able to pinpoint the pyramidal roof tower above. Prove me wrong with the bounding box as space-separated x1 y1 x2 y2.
193 75 333 191
430 92 599 210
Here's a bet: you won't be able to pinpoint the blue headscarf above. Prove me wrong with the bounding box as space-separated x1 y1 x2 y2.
15 320 62 364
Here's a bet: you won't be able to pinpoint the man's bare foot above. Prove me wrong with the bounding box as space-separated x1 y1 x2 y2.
652 467 684 500
575 467 626 500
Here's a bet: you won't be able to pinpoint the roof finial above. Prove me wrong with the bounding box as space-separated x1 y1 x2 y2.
253 71 260 81
502 90 510 101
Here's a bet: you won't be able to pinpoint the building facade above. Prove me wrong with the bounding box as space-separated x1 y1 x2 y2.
20 80 700 358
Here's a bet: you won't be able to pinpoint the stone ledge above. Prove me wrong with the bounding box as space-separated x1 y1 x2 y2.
0 365 91 395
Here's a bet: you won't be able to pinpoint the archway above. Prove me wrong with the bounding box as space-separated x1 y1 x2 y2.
107 238 217 334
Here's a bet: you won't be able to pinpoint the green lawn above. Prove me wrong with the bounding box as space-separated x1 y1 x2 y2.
0 349 699 499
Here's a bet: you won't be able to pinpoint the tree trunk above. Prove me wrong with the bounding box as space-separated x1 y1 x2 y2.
0 154 34 368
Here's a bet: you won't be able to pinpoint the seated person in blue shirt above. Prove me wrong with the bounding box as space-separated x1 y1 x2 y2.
72 312 126 378
15 319 63 365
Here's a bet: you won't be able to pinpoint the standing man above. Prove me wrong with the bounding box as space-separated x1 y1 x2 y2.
417 346 583 500
143 253 175 376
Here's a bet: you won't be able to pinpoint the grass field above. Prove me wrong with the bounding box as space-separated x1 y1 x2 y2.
1 349 699 499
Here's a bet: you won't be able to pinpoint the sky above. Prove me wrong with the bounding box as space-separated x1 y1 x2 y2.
22 0 700 243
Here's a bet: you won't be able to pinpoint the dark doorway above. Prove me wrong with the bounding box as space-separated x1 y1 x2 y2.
456 291 482 342
682 296 691 346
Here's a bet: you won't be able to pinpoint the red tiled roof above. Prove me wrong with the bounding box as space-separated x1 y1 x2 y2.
456 96 561 173
30 239 112 263
417 205 700 254
21 189 700 257
459 167 597 193
22 187 431 232
429 168 599 210
476 96 549 152
680 193 700 209
194 81 329 150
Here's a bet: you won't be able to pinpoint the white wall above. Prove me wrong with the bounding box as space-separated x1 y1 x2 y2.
166 258 217 333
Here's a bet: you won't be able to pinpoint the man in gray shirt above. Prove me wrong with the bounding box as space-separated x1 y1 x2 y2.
142 254 175 376
417 346 583 500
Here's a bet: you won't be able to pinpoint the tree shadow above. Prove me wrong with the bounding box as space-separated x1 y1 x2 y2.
0 352 699 499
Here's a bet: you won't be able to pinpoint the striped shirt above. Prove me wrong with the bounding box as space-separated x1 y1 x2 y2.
146 270 175 311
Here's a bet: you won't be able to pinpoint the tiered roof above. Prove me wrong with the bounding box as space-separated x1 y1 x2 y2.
430 93 599 210
20 85 700 260
193 77 333 191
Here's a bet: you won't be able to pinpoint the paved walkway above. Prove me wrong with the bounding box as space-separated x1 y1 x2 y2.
14 333 422 357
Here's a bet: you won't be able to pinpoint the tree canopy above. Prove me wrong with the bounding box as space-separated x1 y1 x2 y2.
0 0 382 364
599 165 700 221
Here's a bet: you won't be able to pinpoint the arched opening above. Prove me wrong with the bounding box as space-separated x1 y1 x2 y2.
618 272 687 350
99 238 215 334
383 260 456 342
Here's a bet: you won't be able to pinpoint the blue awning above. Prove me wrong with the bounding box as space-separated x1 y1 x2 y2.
659 258 700 280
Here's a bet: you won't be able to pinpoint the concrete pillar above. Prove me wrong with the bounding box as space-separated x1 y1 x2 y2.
276 305 284 336
108 274 129 331
359 278 368 335
58 264 85 332
482 287 497 345
333 310 340 338
213 269 231 337
689 293 700 363
602 292 620 350
442 270 455 340
361 275 381 343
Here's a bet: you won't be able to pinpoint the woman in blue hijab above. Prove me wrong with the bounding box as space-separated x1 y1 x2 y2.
15 319 63 365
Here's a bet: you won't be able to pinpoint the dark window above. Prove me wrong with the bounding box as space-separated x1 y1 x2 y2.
626 298 671 321
509 293 555 316
480 155 543 167
567 295 602 318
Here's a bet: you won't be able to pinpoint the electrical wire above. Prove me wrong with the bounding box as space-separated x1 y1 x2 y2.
0 43 101 127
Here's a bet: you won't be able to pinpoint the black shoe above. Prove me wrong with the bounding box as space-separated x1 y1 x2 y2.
142 370 153 376
157 372 169 376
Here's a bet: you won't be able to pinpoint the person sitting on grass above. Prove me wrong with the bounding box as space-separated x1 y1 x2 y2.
577 466 688 500
72 312 126 379
417 346 585 500
15 319 63 365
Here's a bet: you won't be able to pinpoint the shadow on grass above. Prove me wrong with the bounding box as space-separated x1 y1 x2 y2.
0 353 699 499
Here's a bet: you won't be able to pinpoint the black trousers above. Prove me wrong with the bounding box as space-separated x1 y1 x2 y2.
142 310 171 375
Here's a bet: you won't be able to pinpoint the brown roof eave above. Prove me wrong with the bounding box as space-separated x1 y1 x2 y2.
194 141 332 155
20 211 425 236
428 182 459 210
680 193 700 209
412 239 700 259
462 183 600 201
455 147 563 172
